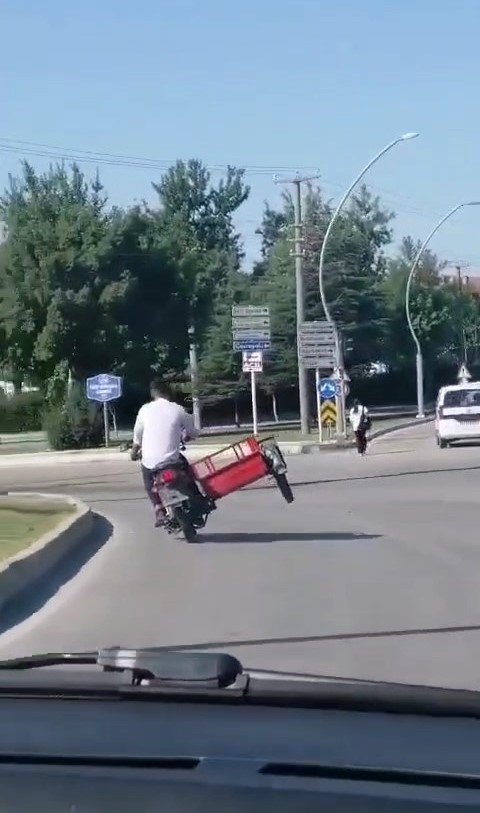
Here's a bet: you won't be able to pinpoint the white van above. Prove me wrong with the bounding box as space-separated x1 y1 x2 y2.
435 381 480 448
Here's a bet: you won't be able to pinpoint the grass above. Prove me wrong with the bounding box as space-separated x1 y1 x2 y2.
0 501 74 562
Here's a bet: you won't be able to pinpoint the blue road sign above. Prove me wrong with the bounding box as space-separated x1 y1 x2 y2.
319 378 336 400
233 340 271 352
86 373 123 403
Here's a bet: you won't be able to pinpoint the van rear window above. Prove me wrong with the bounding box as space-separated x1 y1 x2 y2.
444 389 480 407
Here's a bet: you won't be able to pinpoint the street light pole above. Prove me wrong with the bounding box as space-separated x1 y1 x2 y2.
405 201 480 418
318 132 419 434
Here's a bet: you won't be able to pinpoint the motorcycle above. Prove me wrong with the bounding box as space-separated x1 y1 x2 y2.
126 433 294 543
153 457 216 543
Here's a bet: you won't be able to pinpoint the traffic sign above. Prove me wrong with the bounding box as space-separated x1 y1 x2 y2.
242 351 263 373
232 328 271 340
321 400 337 427
298 321 336 368
232 305 269 318
86 374 123 403
332 367 351 382
233 339 271 352
457 363 472 382
232 304 270 353
319 379 336 400
232 316 270 329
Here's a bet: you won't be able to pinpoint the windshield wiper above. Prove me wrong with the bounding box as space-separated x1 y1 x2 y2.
3 649 480 718
0 648 245 690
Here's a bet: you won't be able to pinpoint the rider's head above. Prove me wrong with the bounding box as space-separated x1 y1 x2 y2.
353 398 360 411
150 378 171 401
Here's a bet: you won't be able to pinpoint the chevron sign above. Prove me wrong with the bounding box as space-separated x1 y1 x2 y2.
321 401 337 427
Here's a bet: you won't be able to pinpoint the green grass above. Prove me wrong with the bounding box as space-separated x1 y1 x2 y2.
0 502 74 562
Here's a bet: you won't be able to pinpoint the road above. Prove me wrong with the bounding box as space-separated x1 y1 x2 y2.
1 420 480 690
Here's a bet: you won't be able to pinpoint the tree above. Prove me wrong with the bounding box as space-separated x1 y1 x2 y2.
383 237 449 371
313 185 394 368
0 162 133 388
150 160 250 343
252 239 299 418
198 270 250 418
253 201 290 279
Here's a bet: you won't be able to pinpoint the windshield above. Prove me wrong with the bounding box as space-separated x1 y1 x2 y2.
2 0 480 697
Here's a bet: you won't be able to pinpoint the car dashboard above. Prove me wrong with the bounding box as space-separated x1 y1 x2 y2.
1 653 480 812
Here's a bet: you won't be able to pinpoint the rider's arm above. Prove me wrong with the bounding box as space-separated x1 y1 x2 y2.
131 407 145 459
181 408 199 441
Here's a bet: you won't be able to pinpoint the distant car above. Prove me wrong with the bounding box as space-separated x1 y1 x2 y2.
435 381 480 448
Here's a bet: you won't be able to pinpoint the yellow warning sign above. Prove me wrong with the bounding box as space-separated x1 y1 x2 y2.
321 401 337 427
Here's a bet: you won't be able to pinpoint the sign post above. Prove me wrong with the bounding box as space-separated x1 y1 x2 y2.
233 307 270 433
251 370 258 436
86 373 123 448
315 369 322 443
242 351 263 436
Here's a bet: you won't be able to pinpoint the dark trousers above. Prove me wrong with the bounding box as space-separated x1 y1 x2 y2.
141 464 157 505
355 429 367 454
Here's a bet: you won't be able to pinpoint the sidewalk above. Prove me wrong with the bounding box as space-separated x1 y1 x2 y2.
0 416 433 468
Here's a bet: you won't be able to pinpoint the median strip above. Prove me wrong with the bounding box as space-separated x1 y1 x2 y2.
0 493 93 613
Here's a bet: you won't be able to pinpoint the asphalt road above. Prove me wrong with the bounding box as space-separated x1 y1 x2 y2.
1 420 480 690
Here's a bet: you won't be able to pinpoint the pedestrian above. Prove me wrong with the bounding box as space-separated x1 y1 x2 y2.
349 398 370 455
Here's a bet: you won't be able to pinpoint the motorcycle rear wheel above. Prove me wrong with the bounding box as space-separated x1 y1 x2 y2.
173 506 198 543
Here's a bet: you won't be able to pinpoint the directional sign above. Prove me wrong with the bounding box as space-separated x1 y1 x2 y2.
298 321 336 368
321 400 337 427
86 373 123 403
242 351 263 373
233 339 271 352
233 328 271 340
232 306 269 318
299 321 335 334
232 304 270 353
319 379 336 400
232 316 270 329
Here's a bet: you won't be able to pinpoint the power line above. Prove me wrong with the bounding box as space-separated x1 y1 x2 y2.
0 136 320 177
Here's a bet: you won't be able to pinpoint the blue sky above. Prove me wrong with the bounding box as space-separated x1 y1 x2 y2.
2 0 480 272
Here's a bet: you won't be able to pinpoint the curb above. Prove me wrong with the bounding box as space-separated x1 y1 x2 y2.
0 416 435 467
0 493 93 614
368 414 433 442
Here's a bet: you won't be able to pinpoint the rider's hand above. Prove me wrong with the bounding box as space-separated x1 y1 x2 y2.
130 443 141 461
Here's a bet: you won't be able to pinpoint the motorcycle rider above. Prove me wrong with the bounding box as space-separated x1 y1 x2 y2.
131 379 199 526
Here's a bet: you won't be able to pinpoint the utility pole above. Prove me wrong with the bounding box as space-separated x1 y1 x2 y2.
188 325 201 430
274 172 320 436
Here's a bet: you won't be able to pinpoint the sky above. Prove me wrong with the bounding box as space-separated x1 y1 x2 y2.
2 0 480 272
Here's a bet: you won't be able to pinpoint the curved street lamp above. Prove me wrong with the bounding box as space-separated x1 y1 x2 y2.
405 200 480 419
317 132 419 433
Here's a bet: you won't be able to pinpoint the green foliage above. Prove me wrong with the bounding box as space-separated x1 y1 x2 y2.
2 155 480 419
0 391 44 432
44 384 103 450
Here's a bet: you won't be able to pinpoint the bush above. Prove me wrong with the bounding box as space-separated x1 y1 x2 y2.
44 385 104 450
0 391 44 432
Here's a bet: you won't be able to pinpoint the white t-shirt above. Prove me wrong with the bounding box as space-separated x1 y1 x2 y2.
349 405 368 432
133 398 198 470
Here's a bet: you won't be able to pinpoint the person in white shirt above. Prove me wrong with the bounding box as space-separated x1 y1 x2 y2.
131 379 199 524
349 399 370 455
